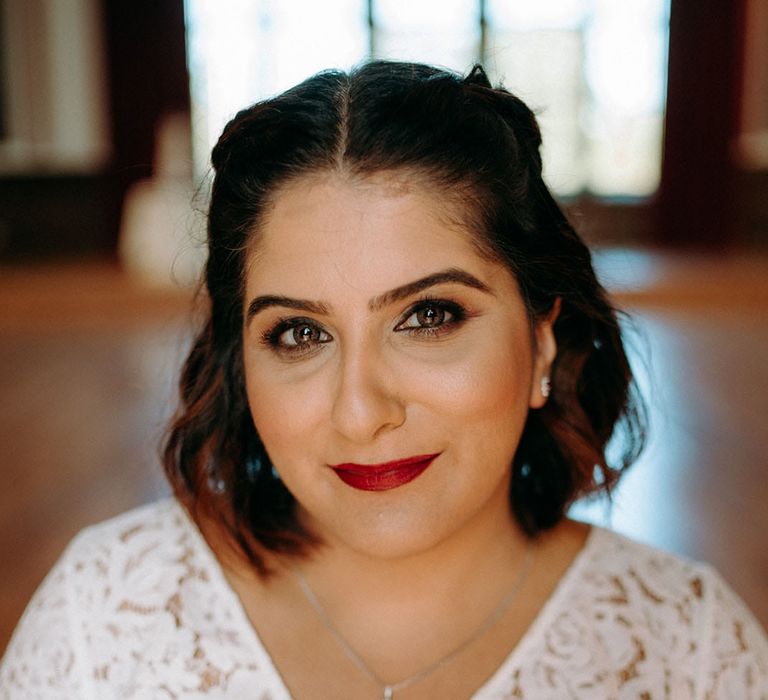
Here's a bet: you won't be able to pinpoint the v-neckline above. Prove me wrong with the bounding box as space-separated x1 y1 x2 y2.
472 525 602 696
179 501 599 699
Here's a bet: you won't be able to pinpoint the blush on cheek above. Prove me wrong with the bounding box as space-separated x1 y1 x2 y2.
245 384 294 443
246 373 330 461
411 349 531 419
250 400 305 442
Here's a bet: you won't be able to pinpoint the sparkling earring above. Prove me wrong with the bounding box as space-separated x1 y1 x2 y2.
540 376 551 398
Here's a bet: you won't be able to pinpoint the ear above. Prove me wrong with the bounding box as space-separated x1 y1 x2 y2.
529 298 561 409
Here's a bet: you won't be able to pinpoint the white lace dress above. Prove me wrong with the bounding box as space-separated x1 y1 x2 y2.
1 499 766 699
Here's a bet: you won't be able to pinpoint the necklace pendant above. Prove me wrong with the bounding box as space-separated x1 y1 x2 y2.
383 686 393 700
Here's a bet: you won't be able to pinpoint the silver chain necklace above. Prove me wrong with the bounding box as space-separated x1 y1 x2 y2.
294 541 534 700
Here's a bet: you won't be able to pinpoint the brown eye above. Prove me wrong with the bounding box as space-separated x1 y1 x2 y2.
280 322 328 347
263 318 332 356
396 300 466 334
292 324 317 345
416 305 445 327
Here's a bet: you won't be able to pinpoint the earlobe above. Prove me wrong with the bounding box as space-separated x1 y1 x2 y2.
529 298 560 409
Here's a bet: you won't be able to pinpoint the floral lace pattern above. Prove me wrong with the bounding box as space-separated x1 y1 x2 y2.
478 528 768 699
1 499 766 699
0 501 274 700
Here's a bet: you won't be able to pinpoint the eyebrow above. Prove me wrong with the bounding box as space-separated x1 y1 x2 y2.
245 267 492 323
246 296 329 321
368 268 491 311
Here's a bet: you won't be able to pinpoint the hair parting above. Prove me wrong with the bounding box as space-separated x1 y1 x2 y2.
164 60 646 571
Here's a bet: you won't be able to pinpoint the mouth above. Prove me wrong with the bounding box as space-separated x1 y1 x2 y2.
331 453 440 492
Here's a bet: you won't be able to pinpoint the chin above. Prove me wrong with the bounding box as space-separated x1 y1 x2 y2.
304 503 454 561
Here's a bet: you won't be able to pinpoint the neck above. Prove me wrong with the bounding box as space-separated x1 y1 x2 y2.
290 489 530 620
275 490 535 694
213 495 588 698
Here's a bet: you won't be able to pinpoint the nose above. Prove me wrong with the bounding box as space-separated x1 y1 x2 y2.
330 347 406 444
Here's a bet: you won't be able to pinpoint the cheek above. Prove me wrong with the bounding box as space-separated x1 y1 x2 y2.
243 360 327 460
403 333 533 424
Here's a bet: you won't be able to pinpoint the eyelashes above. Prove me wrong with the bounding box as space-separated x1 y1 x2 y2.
394 298 466 336
261 317 332 358
260 298 468 359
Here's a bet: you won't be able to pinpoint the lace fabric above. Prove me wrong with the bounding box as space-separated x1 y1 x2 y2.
1 499 766 699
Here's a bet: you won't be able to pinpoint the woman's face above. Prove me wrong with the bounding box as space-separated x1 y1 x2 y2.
242 173 557 559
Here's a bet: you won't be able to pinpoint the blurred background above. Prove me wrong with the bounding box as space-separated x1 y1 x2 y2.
0 0 766 654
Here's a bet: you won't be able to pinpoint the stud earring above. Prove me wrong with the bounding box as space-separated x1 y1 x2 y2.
540 376 551 398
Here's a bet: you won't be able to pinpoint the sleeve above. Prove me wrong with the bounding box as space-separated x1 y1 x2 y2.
696 565 768 700
0 540 91 700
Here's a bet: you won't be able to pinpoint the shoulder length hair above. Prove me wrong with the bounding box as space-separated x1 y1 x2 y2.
164 60 646 573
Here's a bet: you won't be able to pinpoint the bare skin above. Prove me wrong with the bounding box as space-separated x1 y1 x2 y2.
220 518 588 699
209 171 589 698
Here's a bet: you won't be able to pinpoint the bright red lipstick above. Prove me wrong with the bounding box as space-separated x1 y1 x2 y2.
332 454 439 492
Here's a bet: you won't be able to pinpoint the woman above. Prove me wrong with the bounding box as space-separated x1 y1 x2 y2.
2 61 766 699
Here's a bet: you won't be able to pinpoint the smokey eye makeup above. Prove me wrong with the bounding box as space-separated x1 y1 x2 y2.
394 298 468 337
260 317 333 358
258 296 471 359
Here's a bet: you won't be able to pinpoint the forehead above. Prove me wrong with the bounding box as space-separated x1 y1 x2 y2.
245 172 501 297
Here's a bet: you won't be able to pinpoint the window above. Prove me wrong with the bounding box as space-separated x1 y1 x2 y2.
0 0 110 174
184 0 669 197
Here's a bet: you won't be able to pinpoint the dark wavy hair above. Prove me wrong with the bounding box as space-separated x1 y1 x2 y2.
164 60 645 572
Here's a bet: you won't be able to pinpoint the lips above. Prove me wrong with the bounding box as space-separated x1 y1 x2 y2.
331 453 439 492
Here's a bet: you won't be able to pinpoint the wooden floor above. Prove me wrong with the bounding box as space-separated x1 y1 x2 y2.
1 251 767 656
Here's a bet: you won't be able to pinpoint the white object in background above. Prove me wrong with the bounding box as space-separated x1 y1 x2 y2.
118 113 205 288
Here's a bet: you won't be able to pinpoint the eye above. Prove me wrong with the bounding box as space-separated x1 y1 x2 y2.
263 318 332 356
400 304 448 329
279 323 328 347
395 299 466 335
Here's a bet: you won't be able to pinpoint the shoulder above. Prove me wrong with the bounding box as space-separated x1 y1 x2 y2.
576 528 767 697
486 527 768 699
0 499 272 699
62 497 205 595
575 526 711 610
